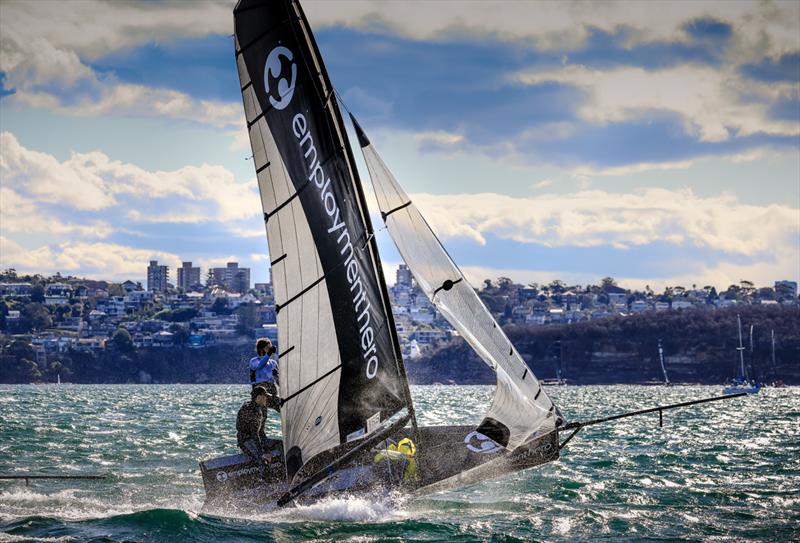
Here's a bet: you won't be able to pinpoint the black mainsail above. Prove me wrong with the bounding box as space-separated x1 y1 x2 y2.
234 0 412 481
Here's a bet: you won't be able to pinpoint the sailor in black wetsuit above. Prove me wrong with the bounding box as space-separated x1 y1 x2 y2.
236 386 274 467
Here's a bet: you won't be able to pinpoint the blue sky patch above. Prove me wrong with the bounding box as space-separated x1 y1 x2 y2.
567 26 724 69
89 35 239 102
0 72 15 97
739 52 800 83
682 17 733 41
440 234 761 282
768 97 800 122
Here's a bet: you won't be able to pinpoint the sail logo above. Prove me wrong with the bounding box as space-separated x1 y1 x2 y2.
215 466 260 483
292 112 381 380
264 46 297 110
464 431 501 454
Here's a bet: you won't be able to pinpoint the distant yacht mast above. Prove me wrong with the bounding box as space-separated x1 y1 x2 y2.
658 339 670 385
736 314 747 380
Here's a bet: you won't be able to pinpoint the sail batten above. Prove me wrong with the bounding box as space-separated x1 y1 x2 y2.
353 115 559 450
234 0 411 481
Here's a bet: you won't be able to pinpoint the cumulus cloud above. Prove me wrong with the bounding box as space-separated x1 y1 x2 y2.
0 236 181 281
1 132 260 223
229 127 253 152
5 72 241 130
0 1 232 61
0 132 265 281
514 64 799 141
411 187 799 256
571 159 695 177
1 132 115 210
414 130 465 147
0 187 111 238
0 2 240 128
305 0 800 59
3 0 796 64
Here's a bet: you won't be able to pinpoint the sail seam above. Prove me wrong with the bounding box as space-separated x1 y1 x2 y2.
243 82 295 123
323 88 335 110
247 111 266 129
241 80 253 93
263 141 345 222
275 275 325 314
381 201 412 221
273 225 371 314
280 363 343 406
264 179 311 222
270 253 287 266
278 345 295 359
256 161 271 175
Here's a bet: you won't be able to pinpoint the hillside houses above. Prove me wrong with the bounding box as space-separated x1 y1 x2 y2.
1 267 796 363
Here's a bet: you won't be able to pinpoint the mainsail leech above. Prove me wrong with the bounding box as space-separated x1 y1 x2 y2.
233 0 413 481
350 114 560 450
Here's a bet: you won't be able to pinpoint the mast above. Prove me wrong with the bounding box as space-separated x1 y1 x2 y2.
289 3 417 435
336 105 418 438
658 339 669 385
736 314 746 380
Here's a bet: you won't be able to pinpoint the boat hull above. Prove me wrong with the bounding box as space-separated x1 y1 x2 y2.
199 425 559 511
722 384 761 395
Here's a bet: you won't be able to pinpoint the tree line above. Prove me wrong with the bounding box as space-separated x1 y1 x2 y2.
408 304 799 385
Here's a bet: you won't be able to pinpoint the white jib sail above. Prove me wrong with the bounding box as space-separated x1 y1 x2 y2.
353 118 560 450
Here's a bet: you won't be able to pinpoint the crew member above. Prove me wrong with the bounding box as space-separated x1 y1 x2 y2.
373 438 419 483
236 386 274 467
249 338 280 411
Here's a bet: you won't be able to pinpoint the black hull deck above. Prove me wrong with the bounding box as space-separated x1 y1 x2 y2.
199 426 558 511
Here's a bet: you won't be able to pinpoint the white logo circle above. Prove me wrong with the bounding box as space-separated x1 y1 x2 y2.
216 471 228 482
464 431 501 454
264 46 297 110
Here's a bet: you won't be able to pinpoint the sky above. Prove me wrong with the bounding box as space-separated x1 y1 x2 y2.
0 0 798 291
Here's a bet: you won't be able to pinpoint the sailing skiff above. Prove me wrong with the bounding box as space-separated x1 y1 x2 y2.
199 0 744 511
200 0 560 510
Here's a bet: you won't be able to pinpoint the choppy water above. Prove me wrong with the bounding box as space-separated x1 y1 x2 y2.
0 385 797 542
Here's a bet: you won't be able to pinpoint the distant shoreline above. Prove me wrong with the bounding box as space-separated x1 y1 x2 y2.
4 305 797 386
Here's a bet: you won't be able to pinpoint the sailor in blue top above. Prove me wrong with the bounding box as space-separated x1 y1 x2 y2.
250 338 281 412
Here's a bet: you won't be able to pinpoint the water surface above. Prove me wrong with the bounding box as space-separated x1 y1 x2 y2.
1 385 797 542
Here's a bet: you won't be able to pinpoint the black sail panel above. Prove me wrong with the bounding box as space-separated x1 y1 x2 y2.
234 0 407 479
